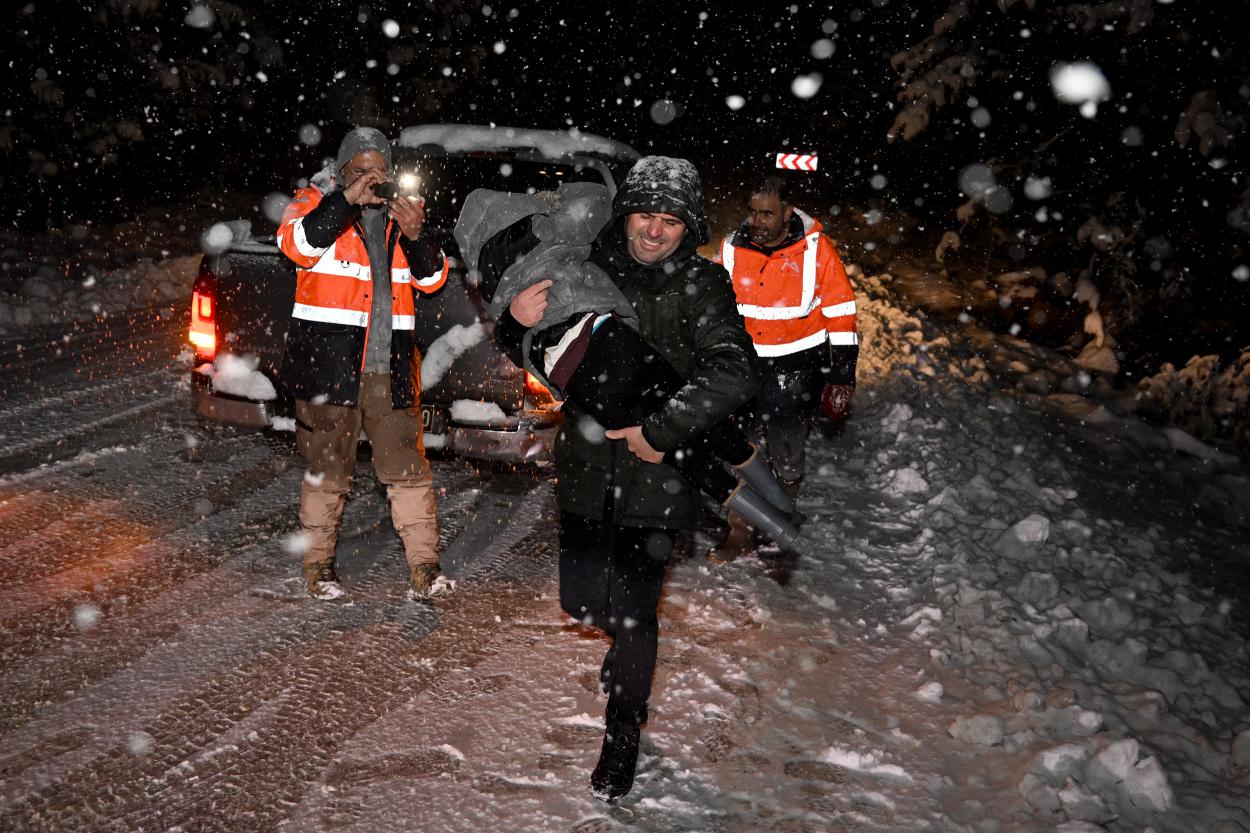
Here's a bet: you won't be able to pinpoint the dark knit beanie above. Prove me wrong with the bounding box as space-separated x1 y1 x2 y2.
611 156 710 245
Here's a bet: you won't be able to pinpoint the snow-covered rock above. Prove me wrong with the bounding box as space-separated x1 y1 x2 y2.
1032 743 1091 787
1058 777 1114 823
948 714 1005 746
1084 738 1174 817
993 513 1051 560
1233 728 1250 771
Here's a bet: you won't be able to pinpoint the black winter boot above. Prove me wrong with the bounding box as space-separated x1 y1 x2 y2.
589 717 641 802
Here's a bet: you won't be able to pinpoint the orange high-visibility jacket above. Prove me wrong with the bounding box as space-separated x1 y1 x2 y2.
718 210 858 361
276 186 449 407
278 186 448 330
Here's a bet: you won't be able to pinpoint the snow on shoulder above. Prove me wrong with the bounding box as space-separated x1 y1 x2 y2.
396 124 639 163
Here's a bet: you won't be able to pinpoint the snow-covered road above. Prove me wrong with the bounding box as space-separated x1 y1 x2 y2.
1 258 1248 833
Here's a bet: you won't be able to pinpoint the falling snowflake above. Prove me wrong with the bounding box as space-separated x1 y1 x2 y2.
184 5 215 28
1050 62 1111 119
791 74 823 99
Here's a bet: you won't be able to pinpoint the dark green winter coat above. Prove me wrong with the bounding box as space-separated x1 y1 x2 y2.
548 227 759 529
494 159 759 528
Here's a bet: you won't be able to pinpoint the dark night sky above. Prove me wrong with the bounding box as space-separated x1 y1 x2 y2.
4 2 1243 222
2 2 995 216
2 0 1248 367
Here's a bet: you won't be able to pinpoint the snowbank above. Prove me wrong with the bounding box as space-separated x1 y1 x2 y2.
823 264 1250 831
0 255 198 337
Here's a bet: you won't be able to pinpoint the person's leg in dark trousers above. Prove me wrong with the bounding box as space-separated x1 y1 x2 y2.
558 510 673 800
754 348 828 488
763 406 810 486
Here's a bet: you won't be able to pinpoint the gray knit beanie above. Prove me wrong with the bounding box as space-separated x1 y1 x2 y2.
334 127 393 173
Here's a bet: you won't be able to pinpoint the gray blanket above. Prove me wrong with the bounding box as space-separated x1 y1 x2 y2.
454 183 640 388
454 182 641 391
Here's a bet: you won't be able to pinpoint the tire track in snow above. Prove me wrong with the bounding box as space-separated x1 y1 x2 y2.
0 432 288 581
0 473 556 832
0 437 303 645
0 311 179 375
0 458 487 735
0 383 181 473
0 366 173 423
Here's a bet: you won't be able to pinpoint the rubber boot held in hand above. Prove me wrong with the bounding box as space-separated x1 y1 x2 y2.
732 446 807 526
723 483 803 553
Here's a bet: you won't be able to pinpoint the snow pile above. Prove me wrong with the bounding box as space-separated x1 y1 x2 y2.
421 321 488 389
0 255 198 336
855 262 1250 475
397 124 638 164
197 354 278 401
1137 348 1250 449
816 268 1250 831
450 399 507 425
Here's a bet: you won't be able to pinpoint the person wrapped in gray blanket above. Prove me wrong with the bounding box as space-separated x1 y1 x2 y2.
454 181 803 549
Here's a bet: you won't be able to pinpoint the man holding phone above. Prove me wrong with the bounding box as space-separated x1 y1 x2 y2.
276 126 449 601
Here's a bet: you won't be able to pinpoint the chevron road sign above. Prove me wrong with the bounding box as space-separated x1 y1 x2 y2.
775 152 818 171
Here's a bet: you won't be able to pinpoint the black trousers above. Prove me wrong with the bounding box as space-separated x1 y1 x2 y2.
559 511 673 724
555 315 753 502
735 345 829 483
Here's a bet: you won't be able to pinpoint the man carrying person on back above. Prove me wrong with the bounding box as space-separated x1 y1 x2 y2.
496 156 761 802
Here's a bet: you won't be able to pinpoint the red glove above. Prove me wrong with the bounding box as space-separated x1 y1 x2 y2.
821 384 854 422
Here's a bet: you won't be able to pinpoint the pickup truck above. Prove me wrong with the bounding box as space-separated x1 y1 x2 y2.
187 124 639 464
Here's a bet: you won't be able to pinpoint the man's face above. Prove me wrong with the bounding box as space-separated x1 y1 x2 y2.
625 212 687 264
746 191 793 247
340 150 390 187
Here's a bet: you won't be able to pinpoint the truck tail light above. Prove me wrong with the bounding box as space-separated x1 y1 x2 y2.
523 371 555 405
189 270 218 362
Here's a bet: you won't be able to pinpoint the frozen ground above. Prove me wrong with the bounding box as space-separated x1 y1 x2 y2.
0 210 1248 832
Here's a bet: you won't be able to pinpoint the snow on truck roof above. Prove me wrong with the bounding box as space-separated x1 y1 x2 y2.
396 124 640 164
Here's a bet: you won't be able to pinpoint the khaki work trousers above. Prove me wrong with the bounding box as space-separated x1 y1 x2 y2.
296 373 438 579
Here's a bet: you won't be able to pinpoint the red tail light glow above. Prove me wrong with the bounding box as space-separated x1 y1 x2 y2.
189 275 217 362
524 371 551 398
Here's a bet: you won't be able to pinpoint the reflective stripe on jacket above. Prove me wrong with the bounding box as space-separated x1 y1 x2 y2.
718 210 858 359
278 186 448 331
275 186 449 408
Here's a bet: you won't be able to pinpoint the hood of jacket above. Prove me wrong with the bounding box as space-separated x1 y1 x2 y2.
610 156 710 255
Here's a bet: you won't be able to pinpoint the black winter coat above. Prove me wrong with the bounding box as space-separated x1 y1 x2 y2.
499 228 759 529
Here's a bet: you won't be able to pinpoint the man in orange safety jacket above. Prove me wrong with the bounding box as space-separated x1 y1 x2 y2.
710 176 859 561
276 127 449 601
